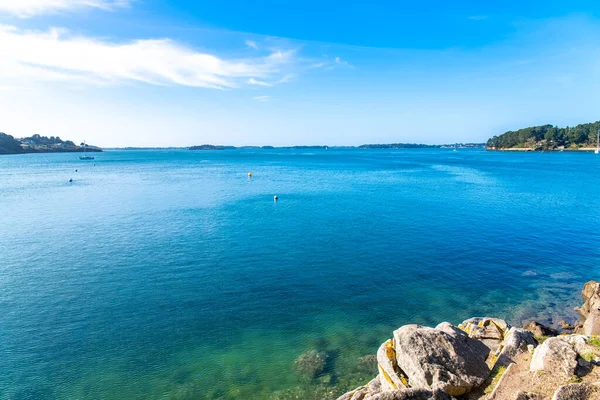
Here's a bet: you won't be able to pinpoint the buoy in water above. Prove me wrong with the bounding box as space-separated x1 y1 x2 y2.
273 195 278 200
248 172 252 177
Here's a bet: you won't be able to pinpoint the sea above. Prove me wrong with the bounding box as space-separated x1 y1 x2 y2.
1 148 599 399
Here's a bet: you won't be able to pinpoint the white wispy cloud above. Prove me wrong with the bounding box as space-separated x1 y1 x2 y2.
253 96 271 102
468 15 488 21
245 40 259 50
0 0 132 18
276 74 294 84
331 56 354 69
0 25 296 89
247 77 272 86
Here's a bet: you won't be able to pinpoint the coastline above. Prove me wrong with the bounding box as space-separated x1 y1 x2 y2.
487 147 598 152
335 281 600 400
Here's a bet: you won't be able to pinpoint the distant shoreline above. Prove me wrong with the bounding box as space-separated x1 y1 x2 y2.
188 143 486 151
487 147 598 152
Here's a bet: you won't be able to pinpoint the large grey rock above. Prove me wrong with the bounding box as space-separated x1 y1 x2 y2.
552 382 599 400
530 337 578 378
366 388 453 400
393 323 490 396
497 327 537 364
377 339 407 391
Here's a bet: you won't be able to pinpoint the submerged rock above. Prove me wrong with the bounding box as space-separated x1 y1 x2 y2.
393 323 490 396
356 354 379 375
293 349 328 378
529 337 578 378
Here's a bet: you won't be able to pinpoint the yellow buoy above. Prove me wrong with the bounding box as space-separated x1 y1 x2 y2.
248 172 252 177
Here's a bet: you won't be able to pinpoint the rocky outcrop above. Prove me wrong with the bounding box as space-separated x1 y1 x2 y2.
336 281 600 400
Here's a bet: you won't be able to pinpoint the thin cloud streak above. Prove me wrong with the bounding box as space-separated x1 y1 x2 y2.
245 40 259 49
0 25 297 89
247 77 272 86
0 0 132 17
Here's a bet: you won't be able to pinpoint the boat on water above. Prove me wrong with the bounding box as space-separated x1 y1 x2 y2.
80 141 95 160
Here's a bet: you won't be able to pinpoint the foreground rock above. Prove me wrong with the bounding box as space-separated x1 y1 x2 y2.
393 323 490 396
552 383 600 400
529 337 578 378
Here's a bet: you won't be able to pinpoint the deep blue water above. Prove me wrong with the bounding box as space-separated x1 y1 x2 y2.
1 149 599 399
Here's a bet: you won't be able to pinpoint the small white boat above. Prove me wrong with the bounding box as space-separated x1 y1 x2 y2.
80 140 95 160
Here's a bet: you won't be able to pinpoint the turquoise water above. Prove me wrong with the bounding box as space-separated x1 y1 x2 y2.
1 149 600 399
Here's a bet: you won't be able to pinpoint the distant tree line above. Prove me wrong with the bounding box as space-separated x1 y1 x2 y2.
359 143 484 149
0 132 101 155
487 121 600 149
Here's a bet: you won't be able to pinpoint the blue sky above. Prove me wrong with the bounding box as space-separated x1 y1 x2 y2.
1 1 600 146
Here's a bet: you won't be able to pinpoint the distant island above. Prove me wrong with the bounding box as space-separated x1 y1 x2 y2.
189 145 238 150
189 143 485 150
0 133 102 155
487 120 600 151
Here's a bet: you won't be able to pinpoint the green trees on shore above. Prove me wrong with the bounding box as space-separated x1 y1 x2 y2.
0 133 24 154
0 133 101 154
487 121 600 149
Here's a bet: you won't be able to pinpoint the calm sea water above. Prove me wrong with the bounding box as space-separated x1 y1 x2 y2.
1 149 600 399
